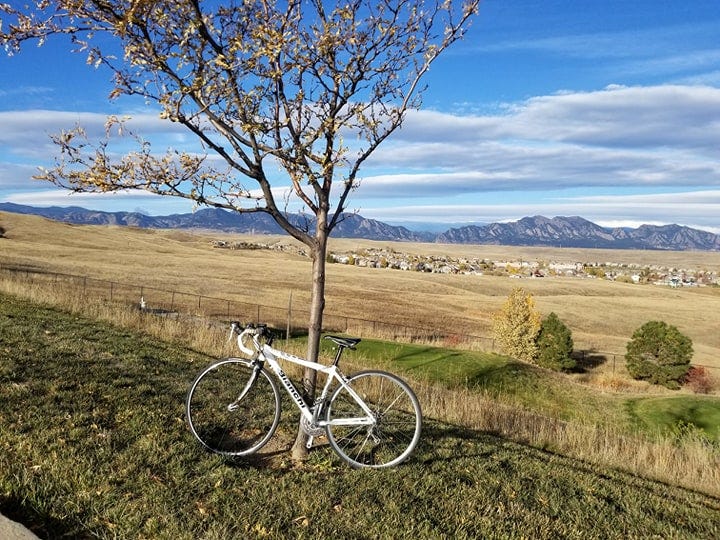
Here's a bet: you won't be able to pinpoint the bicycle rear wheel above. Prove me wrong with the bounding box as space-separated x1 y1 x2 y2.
325 370 422 468
186 358 281 456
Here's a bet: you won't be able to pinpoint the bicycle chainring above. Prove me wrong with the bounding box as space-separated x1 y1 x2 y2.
300 415 325 437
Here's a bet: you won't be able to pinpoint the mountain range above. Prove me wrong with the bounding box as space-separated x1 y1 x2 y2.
1 202 719 251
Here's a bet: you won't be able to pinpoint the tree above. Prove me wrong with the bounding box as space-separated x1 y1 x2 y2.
1 0 478 460
535 312 575 372
491 287 541 363
625 321 693 389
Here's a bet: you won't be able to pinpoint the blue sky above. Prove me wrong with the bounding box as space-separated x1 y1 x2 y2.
1 0 720 232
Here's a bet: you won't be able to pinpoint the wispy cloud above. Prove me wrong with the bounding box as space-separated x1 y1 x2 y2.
3 188 193 215
0 86 54 98
473 21 720 61
356 85 720 200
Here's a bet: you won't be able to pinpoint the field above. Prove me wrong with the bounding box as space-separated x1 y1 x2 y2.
2 211 720 535
2 211 720 376
1 293 719 538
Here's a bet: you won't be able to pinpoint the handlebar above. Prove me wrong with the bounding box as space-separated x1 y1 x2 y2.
230 322 272 356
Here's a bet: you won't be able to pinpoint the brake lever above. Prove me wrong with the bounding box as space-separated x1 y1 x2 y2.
228 321 241 342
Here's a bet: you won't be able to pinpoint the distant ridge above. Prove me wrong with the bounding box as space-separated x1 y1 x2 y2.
436 215 720 251
1 202 718 251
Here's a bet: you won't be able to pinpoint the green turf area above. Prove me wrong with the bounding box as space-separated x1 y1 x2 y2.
625 396 720 440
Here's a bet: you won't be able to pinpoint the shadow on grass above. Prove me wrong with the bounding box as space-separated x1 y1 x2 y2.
571 349 609 372
412 422 499 465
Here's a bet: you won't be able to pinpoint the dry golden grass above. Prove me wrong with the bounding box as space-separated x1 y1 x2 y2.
2 210 719 374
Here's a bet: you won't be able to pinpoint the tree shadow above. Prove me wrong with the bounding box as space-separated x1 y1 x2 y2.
571 349 610 372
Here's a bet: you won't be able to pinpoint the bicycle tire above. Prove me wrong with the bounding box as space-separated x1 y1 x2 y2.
186 358 281 456
325 370 422 468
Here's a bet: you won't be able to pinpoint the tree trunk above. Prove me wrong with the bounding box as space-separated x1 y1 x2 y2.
290 222 328 461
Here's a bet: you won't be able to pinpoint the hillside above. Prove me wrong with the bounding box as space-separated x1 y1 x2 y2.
2 202 719 250
2 210 720 369
1 294 719 538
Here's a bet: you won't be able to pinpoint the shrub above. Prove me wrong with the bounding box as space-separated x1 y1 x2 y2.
625 321 693 389
683 366 714 394
536 312 575 371
492 287 541 363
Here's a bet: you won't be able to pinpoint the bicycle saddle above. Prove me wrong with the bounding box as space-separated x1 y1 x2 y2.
324 335 361 349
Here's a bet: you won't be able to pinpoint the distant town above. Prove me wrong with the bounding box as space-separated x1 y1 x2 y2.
212 240 719 288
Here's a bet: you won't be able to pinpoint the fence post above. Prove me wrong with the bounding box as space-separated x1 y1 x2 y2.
286 291 292 342
110 281 114 301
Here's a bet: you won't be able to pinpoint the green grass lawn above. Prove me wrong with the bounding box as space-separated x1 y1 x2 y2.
348 337 720 442
625 396 720 440
1 293 719 538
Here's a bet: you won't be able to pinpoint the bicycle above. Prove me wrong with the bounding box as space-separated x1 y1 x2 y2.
186 322 422 468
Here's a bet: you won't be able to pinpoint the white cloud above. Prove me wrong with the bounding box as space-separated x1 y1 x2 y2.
472 20 720 65
0 109 189 159
394 85 720 152
354 85 720 198
0 162 42 189
2 85 720 233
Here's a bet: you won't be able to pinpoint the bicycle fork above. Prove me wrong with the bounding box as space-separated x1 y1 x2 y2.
227 362 262 412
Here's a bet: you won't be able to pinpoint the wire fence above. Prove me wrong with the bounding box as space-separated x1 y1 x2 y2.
0 263 495 349
1 262 717 374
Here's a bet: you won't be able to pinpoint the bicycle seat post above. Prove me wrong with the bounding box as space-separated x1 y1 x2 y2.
332 345 345 367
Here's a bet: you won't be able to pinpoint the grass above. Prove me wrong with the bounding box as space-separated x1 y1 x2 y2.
2 271 720 491
330 338 720 443
625 396 720 440
2 293 720 538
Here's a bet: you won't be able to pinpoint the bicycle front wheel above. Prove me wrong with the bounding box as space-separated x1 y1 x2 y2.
325 370 422 468
186 358 281 456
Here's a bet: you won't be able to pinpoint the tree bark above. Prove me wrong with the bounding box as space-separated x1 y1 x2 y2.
290 218 328 461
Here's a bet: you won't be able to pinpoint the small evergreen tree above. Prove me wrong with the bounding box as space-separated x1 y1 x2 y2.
536 312 575 371
492 287 541 363
625 321 693 389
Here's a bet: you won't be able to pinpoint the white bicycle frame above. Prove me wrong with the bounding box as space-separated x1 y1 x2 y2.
237 328 376 436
